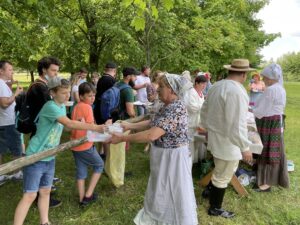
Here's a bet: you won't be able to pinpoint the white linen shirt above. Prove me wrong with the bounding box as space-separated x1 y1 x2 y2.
0 79 16 126
200 80 251 161
253 82 286 119
135 75 151 103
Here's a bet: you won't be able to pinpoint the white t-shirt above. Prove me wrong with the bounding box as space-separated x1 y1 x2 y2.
135 75 151 103
0 79 16 126
71 85 79 102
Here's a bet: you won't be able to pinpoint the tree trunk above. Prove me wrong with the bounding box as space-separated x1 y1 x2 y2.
30 70 34 83
89 47 99 72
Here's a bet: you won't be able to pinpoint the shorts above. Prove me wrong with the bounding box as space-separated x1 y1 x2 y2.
72 146 104 180
23 159 55 193
0 125 22 157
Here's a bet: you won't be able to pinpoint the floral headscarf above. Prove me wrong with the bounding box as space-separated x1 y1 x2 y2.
165 73 193 99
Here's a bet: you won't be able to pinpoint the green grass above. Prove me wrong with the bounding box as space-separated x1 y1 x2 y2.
1 81 300 225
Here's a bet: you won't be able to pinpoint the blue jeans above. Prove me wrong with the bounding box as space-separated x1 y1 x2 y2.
72 146 104 180
137 105 148 116
0 124 22 157
23 159 55 193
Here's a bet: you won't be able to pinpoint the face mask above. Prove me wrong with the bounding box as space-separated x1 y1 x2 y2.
45 74 50 81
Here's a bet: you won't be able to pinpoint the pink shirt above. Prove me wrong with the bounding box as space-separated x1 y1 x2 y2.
250 81 265 92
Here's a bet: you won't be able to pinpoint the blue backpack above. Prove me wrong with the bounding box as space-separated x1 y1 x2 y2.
100 82 131 121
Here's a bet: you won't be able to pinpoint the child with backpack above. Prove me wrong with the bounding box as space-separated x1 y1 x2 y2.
14 77 106 225
70 82 105 206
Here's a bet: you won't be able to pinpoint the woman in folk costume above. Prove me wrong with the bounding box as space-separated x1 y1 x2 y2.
183 75 207 163
253 63 289 192
110 73 198 225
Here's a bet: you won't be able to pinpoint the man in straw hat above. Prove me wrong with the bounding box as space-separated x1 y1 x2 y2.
200 59 254 218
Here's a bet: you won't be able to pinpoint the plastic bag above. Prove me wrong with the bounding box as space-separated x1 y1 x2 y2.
105 131 130 187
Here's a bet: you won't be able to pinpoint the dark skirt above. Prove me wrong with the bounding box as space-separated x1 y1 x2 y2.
255 115 289 188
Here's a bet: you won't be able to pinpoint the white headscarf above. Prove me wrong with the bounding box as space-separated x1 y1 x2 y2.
182 70 191 81
165 73 193 99
261 63 283 85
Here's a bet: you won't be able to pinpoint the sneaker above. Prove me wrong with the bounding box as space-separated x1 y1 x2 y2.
0 175 8 186
49 198 62 208
51 185 57 192
208 207 235 218
0 175 8 182
10 171 23 180
0 180 7 186
80 193 98 206
53 177 62 184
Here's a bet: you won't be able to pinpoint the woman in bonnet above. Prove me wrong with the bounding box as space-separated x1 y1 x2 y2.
111 73 198 225
253 63 289 192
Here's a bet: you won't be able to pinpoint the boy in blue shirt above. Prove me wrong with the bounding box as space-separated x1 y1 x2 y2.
14 77 106 225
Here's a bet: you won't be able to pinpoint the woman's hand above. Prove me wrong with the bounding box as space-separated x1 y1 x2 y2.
110 132 125 144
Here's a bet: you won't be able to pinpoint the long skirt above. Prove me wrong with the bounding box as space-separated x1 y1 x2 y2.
134 144 198 225
255 115 289 188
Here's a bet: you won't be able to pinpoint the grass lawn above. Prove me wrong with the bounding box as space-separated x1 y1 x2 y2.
0 79 300 225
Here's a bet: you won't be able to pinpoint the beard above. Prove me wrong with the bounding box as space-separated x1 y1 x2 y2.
129 80 135 88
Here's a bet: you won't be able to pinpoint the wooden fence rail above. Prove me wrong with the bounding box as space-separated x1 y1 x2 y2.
0 115 147 176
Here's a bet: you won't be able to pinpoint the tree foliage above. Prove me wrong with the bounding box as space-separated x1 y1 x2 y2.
0 0 277 79
277 52 300 82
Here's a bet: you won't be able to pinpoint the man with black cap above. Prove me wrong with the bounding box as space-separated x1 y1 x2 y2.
94 62 117 124
200 59 254 218
115 67 139 120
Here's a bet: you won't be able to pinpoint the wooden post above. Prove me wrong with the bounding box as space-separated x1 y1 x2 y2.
199 171 249 197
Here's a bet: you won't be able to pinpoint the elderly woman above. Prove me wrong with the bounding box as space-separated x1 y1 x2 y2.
184 75 207 163
111 74 198 225
249 73 265 107
253 63 289 192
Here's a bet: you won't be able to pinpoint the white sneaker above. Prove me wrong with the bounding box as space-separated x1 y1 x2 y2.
10 171 23 180
0 175 8 186
0 175 8 182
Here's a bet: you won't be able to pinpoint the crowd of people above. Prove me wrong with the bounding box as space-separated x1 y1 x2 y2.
0 57 290 225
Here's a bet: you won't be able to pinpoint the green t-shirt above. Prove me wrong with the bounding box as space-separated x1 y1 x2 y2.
26 100 66 161
117 81 134 120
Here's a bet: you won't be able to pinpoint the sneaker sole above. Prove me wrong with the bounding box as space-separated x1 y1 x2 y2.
49 201 62 208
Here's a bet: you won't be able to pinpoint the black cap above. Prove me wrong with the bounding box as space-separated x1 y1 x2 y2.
122 67 140 77
105 62 117 69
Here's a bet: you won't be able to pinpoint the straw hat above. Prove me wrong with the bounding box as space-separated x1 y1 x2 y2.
223 59 255 72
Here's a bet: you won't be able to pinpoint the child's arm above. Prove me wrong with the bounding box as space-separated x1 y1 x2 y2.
57 116 104 132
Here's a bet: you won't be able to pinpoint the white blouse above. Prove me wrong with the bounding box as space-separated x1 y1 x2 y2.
253 82 286 119
183 88 205 129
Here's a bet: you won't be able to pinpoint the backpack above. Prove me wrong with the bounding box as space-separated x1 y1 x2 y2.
100 82 131 122
15 81 47 134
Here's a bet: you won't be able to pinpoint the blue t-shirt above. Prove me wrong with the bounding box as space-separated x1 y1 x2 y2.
26 100 66 161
